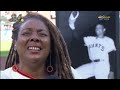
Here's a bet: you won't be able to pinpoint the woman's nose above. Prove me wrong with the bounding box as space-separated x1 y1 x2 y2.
30 38 40 42
30 34 40 42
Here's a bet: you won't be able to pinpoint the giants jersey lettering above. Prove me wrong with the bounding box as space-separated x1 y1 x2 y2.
88 43 104 51
84 36 116 61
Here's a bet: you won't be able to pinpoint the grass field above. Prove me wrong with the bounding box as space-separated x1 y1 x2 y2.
0 41 12 57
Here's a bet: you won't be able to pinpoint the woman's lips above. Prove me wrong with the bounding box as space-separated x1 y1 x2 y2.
27 46 42 54
27 46 42 51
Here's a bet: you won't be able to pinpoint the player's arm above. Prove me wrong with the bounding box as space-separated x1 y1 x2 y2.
109 39 116 72
108 51 116 79
109 51 116 72
108 38 116 79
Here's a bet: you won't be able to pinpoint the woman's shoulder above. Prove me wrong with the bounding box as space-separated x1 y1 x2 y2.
71 66 82 79
0 67 12 79
1 66 82 79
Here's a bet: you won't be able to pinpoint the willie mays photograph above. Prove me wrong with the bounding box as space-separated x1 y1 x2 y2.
0 11 119 79
56 11 120 79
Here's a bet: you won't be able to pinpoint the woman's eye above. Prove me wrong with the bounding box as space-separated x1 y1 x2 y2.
39 33 47 37
22 32 31 36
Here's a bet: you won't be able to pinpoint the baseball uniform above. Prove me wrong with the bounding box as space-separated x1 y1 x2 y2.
0 65 81 79
76 36 116 79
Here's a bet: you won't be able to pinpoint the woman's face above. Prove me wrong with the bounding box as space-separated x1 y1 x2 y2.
15 19 51 64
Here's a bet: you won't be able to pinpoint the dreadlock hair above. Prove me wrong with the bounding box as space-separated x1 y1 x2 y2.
5 12 74 79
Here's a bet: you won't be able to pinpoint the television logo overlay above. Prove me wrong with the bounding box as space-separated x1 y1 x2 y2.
98 15 110 20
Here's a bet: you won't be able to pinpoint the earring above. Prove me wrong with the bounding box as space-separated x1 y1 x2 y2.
47 53 54 73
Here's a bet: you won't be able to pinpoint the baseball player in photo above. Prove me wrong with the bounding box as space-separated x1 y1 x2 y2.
76 24 116 79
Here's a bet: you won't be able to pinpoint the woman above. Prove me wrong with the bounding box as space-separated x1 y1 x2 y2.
0 12 81 79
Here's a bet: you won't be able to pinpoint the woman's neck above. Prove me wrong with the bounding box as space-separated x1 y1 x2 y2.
18 61 48 79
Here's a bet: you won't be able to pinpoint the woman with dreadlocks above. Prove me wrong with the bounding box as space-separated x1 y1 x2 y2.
0 12 81 79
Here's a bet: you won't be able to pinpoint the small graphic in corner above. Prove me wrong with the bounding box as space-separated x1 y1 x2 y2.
98 15 111 20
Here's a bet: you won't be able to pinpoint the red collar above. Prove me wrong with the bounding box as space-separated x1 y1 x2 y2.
12 64 36 79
